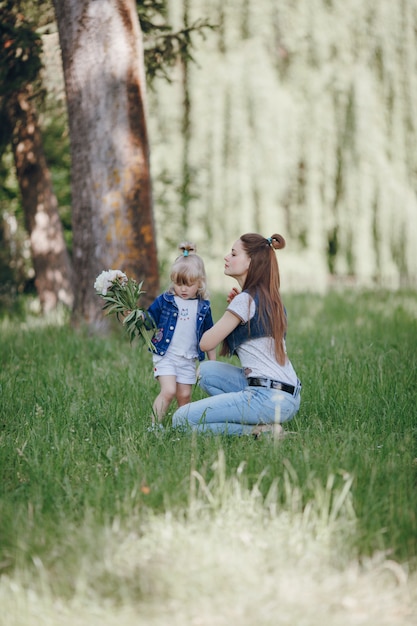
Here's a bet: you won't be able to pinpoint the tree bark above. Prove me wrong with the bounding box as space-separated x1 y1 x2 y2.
53 0 159 328
7 86 74 312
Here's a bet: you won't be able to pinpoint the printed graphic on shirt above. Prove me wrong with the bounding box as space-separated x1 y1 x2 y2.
179 307 190 321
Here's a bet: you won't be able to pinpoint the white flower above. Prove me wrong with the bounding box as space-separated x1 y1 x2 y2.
94 269 155 350
94 269 128 295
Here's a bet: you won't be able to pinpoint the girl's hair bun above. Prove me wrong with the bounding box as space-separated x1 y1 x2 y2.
179 241 197 255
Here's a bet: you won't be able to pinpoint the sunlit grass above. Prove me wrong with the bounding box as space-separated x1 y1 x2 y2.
0 460 415 626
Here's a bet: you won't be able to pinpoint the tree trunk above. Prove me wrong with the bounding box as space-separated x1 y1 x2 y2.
7 86 74 312
53 0 159 328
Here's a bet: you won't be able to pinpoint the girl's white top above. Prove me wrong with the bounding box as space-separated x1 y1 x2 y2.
169 296 199 359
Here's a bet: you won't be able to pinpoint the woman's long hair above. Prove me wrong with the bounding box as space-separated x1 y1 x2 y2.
222 233 287 365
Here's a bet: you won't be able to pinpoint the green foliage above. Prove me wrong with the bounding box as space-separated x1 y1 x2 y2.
137 0 169 34
0 149 34 304
0 1 45 164
137 0 215 83
0 1 43 98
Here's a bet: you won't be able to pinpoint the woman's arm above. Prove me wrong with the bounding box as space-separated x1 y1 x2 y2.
199 310 241 352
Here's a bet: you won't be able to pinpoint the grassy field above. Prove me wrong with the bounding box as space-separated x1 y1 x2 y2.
0 289 416 625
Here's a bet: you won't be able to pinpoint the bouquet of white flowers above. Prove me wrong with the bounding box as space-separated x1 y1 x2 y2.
94 269 155 350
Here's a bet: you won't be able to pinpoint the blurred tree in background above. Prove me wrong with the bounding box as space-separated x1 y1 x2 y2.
0 0 73 312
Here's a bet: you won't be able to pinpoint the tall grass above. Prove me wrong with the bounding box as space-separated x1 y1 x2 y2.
0 290 416 624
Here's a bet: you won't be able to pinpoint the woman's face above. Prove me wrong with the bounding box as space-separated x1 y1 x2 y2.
224 239 251 283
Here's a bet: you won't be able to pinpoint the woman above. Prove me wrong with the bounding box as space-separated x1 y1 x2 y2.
171 232 301 436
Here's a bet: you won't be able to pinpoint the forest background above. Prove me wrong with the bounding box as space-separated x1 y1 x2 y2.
1 0 417 309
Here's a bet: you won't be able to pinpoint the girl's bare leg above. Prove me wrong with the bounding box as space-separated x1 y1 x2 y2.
176 382 193 408
152 375 177 423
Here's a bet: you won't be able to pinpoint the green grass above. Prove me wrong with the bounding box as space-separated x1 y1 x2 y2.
0 290 416 623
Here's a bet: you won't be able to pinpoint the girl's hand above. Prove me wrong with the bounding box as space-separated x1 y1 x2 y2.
207 349 217 361
226 287 240 303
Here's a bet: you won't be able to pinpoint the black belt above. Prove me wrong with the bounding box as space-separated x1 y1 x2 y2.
247 377 296 395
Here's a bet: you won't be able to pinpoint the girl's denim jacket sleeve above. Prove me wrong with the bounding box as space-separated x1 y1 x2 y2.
147 292 214 361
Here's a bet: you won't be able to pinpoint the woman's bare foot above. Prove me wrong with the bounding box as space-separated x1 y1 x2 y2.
252 423 284 439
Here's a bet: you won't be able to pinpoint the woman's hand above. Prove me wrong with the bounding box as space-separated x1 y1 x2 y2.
226 287 240 303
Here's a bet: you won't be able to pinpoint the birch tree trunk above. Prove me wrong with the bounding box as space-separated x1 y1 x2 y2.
53 0 159 327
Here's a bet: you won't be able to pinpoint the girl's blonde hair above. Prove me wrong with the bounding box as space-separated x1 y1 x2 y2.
168 242 209 299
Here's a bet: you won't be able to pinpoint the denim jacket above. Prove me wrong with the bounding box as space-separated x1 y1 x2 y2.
147 292 214 361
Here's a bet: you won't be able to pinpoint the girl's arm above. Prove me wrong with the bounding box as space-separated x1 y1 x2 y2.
206 348 217 361
200 311 241 352
147 296 161 327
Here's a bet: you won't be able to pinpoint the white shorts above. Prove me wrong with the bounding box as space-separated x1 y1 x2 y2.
153 352 198 384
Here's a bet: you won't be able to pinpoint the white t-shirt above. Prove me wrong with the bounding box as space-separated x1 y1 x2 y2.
169 296 199 359
227 291 298 385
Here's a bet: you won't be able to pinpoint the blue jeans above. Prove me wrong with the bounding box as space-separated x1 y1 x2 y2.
172 361 301 435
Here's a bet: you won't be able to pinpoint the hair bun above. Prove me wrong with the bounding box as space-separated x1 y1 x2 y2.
178 241 197 254
270 234 286 250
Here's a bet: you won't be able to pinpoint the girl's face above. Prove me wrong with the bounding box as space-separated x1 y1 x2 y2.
173 281 200 299
224 239 251 284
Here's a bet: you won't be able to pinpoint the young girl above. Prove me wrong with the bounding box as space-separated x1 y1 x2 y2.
147 242 216 425
172 232 301 436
